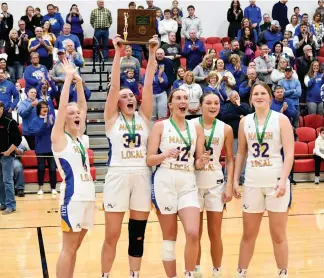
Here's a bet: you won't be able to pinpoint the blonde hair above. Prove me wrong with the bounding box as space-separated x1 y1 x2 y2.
183 71 195 84
200 54 214 68
9 29 18 39
206 70 219 83
229 54 241 64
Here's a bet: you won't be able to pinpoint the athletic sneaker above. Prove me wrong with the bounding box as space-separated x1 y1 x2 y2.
212 271 222 278
37 189 43 195
193 272 203 278
234 272 246 278
52 189 58 195
0 204 6 211
315 176 320 184
17 189 25 197
2 208 16 215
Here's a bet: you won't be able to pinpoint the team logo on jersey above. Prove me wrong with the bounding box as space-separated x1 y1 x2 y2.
76 223 81 229
164 206 173 212
243 204 249 210
107 203 116 209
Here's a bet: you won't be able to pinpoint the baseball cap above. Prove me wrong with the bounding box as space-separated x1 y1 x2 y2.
285 66 293 72
57 49 65 54
271 20 280 28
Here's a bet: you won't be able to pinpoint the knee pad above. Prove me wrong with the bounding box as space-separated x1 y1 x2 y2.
161 240 176 261
128 219 147 257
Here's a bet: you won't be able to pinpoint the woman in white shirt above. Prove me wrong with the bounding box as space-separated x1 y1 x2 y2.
285 15 299 35
214 58 236 97
313 127 324 184
179 71 203 119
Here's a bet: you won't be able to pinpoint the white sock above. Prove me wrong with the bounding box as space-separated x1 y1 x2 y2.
213 267 221 274
194 265 201 272
237 268 247 275
130 271 139 277
102 273 109 278
185 271 194 277
279 269 288 275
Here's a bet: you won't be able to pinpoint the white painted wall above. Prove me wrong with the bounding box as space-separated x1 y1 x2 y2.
7 1 320 39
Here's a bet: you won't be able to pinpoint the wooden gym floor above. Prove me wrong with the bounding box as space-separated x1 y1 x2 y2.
1 184 324 278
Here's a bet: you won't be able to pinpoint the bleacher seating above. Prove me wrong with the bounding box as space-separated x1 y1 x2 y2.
294 141 315 173
21 149 96 183
303 114 323 129
206 37 222 44
296 127 317 143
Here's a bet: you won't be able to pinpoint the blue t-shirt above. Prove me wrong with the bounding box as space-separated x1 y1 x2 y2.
41 13 64 37
54 34 81 50
28 38 51 58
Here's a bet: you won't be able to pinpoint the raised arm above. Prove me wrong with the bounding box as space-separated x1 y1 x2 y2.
51 58 77 152
139 35 159 123
74 72 87 137
104 35 123 128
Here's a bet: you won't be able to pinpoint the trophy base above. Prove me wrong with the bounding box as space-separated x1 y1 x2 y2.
120 40 158 45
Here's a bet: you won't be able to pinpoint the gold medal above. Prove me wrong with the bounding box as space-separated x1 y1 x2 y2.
129 141 135 149
260 144 266 153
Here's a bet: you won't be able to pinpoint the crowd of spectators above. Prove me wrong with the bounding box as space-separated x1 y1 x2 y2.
0 0 323 214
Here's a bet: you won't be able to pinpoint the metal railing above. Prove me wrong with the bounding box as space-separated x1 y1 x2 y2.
92 36 106 92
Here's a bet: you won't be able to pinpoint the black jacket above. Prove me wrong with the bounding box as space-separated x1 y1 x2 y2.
0 13 13 40
218 102 251 138
0 115 22 154
5 39 29 65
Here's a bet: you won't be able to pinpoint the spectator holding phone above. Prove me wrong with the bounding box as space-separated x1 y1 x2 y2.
30 101 57 195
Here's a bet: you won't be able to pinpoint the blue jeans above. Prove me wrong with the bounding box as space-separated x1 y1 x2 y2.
8 62 24 83
94 28 109 59
234 138 246 184
13 159 24 191
292 105 300 129
153 92 168 120
0 155 16 210
132 49 142 67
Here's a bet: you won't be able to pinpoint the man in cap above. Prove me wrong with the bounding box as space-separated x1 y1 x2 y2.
257 20 283 50
278 66 302 128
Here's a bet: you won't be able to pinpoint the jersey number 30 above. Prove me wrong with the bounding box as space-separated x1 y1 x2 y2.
252 142 269 158
123 133 141 148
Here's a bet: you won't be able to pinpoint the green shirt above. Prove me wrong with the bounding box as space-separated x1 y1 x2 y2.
90 7 113 29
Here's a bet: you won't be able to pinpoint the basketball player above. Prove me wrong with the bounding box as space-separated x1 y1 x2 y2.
147 88 210 278
233 81 294 278
191 93 234 278
101 34 158 278
51 59 95 278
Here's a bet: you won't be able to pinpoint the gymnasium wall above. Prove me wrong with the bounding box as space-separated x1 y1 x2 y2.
8 1 320 38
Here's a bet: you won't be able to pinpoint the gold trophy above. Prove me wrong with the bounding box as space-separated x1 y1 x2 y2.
117 9 156 45
123 12 129 41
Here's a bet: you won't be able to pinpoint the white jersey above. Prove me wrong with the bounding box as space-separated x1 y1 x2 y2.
106 112 149 170
53 133 95 205
244 111 283 188
192 117 225 188
159 119 197 171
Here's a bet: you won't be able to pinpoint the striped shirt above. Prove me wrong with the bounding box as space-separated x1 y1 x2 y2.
90 8 113 29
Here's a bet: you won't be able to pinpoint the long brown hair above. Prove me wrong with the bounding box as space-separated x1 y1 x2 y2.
249 81 273 107
307 61 321 77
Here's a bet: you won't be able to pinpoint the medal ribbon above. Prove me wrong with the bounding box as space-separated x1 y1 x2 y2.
254 110 272 145
121 113 136 142
65 132 87 168
199 117 217 149
169 118 191 149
